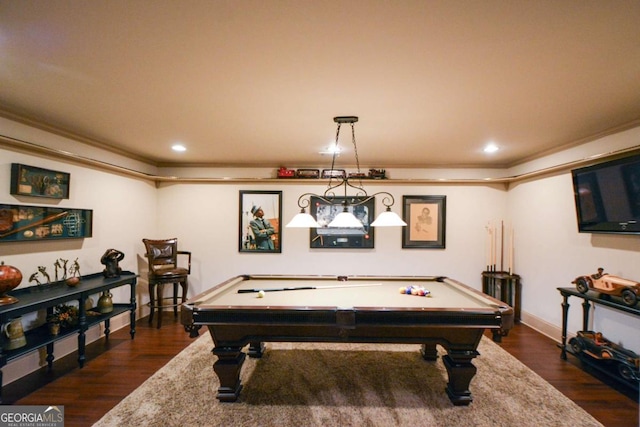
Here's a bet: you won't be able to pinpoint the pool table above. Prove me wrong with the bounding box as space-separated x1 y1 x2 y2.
181 275 514 406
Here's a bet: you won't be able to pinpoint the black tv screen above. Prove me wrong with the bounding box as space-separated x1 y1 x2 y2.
571 153 640 234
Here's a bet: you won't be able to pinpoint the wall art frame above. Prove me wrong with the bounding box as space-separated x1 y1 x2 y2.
309 196 375 249
10 163 70 199
0 204 93 242
402 195 446 249
239 190 282 253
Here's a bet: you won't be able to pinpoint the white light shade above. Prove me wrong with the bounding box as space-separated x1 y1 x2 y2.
286 212 321 228
371 210 407 227
328 211 364 228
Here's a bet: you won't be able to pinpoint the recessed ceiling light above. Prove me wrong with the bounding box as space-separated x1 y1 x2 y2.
172 144 187 152
483 142 499 154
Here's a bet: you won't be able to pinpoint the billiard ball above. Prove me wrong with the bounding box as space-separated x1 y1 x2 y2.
257 290 266 298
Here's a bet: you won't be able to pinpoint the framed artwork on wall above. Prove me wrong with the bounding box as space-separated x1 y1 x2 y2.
309 196 375 249
0 204 92 242
10 163 70 199
402 195 446 249
239 191 282 253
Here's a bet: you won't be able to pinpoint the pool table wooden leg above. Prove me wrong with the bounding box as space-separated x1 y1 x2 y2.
420 343 438 360
212 346 245 402
248 341 265 358
443 350 479 406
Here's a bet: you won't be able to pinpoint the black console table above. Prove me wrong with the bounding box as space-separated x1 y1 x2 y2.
558 287 640 390
0 271 137 402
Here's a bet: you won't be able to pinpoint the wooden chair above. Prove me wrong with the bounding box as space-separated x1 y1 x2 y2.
142 238 191 328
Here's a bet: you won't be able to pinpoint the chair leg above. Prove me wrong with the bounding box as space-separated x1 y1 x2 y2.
156 283 164 329
148 282 156 325
173 282 179 317
180 279 188 314
181 279 188 305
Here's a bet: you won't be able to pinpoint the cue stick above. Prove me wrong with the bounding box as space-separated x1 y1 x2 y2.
500 220 504 273
237 283 383 293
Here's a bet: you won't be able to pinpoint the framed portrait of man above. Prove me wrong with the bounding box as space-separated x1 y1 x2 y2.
239 190 282 253
402 195 446 249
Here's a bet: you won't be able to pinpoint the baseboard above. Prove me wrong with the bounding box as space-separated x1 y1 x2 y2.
2 312 134 386
520 310 565 344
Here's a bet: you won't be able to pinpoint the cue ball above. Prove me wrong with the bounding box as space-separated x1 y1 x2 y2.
257 290 266 298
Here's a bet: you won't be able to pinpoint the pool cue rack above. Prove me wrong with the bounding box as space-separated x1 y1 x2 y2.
482 271 521 324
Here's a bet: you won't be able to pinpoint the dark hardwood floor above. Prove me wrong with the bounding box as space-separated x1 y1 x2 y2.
5 315 638 427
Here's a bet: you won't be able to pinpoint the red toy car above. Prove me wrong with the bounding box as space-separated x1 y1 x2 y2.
277 167 296 178
573 268 640 307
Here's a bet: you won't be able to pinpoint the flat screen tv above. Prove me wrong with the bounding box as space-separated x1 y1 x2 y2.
571 153 640 234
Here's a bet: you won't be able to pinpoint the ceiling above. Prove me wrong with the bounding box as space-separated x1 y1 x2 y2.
1 1 639 169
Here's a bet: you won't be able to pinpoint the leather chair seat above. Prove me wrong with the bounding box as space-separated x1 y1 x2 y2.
151 268 189 280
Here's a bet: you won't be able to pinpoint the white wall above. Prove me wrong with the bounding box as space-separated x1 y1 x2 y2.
155 182 508 296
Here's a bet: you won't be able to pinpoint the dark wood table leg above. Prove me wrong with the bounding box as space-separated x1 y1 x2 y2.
212 346 246 402
248 341 265 358
443 349 479 406
129 282 137 339
581 299 591 331
420 343 438 361
104 319 111 339
560 292 570 360
46 342 55 372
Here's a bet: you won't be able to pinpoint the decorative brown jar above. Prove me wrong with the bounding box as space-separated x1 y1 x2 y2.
0 261 22 305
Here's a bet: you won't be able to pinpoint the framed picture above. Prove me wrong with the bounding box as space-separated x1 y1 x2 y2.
10 163 70 199
239 191 282 253
402 195 446 249
0 204 93 242
309 196 374 249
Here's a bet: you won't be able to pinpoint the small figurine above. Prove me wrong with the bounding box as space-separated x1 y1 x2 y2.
54 258 69 281
100 249 124 278
65 258 81 286
37 266 51 284
29 272 42 285
69 258 81 278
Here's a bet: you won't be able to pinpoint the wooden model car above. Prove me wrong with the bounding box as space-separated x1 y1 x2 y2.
569 331 640 382
572 268 640 307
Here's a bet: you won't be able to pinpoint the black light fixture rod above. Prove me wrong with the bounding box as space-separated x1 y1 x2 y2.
334 116 358 124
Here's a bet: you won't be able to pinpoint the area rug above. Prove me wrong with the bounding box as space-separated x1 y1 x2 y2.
93 332 603 427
